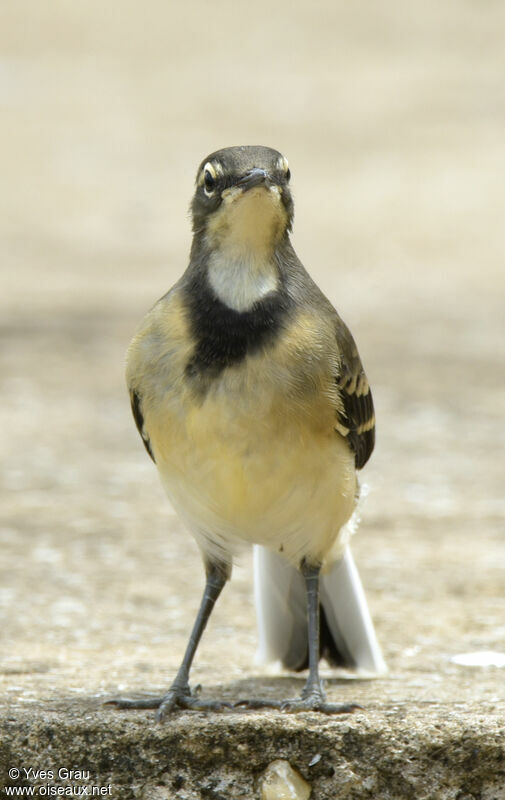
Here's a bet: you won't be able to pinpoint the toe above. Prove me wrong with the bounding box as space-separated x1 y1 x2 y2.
105 696 164 710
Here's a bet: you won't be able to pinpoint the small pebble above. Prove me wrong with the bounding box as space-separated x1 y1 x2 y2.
260 759 311 800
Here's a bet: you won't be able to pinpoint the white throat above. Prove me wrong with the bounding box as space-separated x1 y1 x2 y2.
207 251 278 312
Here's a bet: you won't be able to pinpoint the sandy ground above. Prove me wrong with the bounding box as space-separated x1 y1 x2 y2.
1 2 504 797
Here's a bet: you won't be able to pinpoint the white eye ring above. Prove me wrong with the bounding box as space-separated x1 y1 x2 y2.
202 162 218 196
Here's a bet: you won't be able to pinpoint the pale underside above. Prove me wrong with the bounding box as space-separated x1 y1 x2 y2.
158 416 357 568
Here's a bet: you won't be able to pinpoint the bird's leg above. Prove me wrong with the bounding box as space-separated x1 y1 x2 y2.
279 560 360 712
235 560 360 714
107 559 231 720
300 559 325 700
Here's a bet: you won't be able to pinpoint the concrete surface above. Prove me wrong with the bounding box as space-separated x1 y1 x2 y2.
1 1 504 798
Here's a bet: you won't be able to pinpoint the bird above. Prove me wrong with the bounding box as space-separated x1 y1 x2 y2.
110 145 385 720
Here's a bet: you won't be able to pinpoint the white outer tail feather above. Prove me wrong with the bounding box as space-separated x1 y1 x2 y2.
254 545 386 676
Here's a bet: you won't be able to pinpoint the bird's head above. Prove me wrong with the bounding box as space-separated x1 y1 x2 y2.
191 145 293 257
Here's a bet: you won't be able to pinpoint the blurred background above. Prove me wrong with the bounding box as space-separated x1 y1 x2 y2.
1 1 503 703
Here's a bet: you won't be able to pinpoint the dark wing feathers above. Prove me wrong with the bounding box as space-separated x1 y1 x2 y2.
334 323 375 470
130 390 156 462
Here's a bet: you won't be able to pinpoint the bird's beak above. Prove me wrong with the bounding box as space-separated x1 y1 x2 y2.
235 168 270 192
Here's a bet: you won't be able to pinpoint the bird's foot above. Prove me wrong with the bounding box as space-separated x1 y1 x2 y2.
283 697 361 714
106 683 232 720
234 684 362 715
234 697 360 714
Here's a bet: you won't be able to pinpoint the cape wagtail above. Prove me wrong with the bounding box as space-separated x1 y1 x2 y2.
111 145 385 720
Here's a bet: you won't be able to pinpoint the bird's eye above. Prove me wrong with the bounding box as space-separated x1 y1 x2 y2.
204 169 217 195
285 168 291 182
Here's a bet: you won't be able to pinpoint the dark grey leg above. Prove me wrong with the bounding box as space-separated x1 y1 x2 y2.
236 560 361 714
300 559 325 701
107 559 231 720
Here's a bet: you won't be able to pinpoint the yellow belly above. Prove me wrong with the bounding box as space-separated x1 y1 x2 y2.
152 378 357 566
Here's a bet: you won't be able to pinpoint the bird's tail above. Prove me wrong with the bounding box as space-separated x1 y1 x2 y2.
253 545 386 675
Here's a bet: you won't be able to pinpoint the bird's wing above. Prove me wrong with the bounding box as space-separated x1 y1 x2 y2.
334 320 375 469
130 389 156 462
